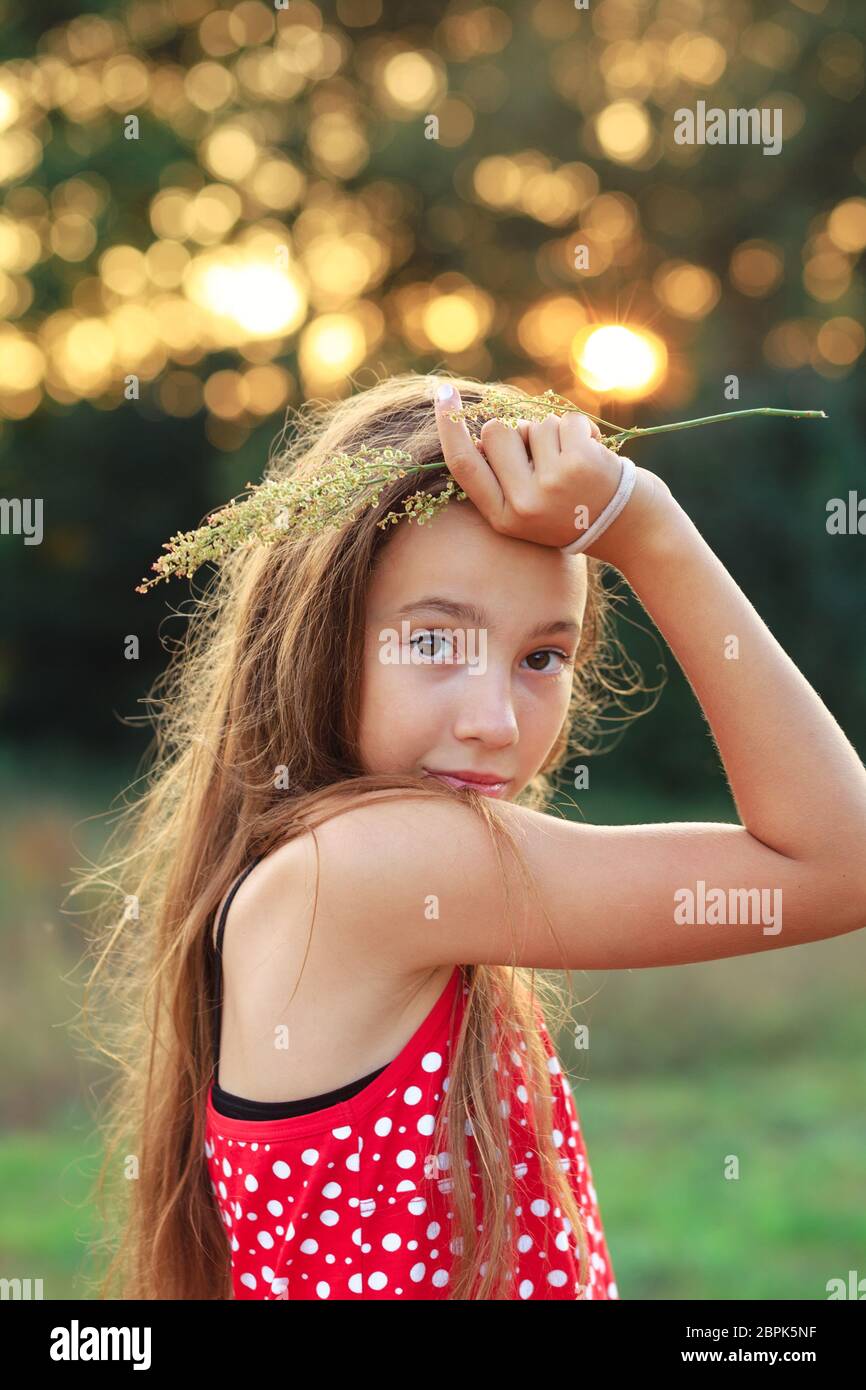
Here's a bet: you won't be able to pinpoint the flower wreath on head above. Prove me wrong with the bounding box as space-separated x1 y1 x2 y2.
135 384 826 593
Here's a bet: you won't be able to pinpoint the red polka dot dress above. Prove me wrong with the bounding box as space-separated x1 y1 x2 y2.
204 964 619 1300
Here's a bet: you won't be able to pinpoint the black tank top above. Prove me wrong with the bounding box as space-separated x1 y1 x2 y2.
210 855 388 1121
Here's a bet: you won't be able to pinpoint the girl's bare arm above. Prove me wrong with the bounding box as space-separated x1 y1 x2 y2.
603 486 866 872
290 489 866 970
263 405 866 974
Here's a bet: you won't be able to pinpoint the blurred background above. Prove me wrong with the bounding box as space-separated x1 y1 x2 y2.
1 0 864 1300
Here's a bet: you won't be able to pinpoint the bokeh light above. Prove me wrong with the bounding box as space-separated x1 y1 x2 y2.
0 0 857 426
573 325 667 399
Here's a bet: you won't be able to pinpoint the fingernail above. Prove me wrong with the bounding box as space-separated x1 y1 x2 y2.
436 383 455 402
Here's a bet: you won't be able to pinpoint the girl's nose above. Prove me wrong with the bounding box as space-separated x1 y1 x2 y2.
451 672 519 746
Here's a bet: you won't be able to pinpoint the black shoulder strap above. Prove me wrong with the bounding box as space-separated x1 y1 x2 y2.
211 855 265 1078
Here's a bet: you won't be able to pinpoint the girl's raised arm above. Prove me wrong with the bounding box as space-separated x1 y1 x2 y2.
289 406 866 974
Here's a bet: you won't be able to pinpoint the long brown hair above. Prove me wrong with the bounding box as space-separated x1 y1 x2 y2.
68 370 653 1299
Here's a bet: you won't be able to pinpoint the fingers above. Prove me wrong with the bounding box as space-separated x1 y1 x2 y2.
478 416 534 501
558 410 596 450
559 408 622 512
433 386 607 539
558 410 613 474
521 413 562 487
433 383 505 520
517 412 602 445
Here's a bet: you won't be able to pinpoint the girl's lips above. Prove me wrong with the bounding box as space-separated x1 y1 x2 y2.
422 769 511 796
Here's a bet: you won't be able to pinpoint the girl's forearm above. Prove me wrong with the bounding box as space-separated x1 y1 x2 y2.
616 493 866 875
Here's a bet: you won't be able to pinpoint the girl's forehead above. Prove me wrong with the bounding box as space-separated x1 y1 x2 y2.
367 502 588 618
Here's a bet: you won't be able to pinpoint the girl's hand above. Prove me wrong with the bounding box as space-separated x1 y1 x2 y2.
433 382 675 570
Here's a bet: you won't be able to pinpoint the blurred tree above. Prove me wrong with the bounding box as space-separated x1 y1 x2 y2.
0 0 862 781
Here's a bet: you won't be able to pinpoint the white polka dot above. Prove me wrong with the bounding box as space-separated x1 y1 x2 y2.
206 1002 614 1303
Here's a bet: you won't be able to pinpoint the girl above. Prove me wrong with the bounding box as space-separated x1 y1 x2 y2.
76 372 866 1301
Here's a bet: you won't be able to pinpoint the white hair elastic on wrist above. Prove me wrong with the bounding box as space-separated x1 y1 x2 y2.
560 455 638 555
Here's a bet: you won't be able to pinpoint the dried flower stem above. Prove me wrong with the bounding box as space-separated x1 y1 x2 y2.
136 386 827 592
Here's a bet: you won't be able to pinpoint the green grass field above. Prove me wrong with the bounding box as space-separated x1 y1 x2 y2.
1 743 864 1300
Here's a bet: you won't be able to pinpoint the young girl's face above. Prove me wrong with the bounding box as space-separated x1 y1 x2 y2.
359 500 588 801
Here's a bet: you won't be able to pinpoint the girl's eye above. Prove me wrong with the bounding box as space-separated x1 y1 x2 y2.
522 648 572 674
408 633 574 673
409 628 455 662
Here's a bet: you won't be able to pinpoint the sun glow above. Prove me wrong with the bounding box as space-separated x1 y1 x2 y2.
573 324 667 398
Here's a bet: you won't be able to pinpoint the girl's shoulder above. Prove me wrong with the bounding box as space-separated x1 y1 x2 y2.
211 838 306 952
212 829 456 1102
211 789 432 947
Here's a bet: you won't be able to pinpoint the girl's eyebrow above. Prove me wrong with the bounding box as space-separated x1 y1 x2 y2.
391 596 580 642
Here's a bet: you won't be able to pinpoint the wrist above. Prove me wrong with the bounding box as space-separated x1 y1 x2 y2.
581 466 683 572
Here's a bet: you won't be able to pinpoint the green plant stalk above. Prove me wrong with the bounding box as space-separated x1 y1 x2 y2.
310 407 829 481
603 407 828 447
